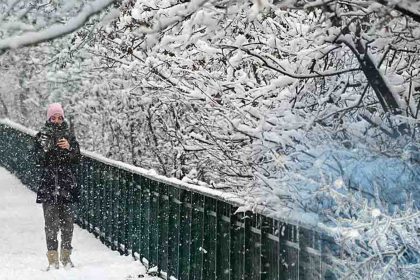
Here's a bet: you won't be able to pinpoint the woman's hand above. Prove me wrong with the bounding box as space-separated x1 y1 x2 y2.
57 138 70 150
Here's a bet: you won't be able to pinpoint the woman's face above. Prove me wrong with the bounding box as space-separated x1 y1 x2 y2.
50 113 64 125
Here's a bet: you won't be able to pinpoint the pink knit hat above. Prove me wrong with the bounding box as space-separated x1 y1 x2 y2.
47 103 64 120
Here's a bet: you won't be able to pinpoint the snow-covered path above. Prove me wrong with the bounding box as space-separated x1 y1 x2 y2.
0 167 159 280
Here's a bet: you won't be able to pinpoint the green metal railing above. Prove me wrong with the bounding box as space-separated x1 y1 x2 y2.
0 120 337 280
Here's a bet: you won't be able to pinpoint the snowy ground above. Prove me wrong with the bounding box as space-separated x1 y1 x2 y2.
0 167 159 280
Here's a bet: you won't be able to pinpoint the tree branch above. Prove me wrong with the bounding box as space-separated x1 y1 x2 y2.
0 0 116 51
219 45 361 79
375 0 420 23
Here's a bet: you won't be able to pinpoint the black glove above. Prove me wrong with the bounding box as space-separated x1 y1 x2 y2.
39 133 54 152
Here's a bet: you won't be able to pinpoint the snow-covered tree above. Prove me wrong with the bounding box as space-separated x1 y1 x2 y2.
1 0 419 278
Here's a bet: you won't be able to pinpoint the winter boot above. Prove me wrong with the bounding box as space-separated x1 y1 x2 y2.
46 250 59 270
60 248 74 267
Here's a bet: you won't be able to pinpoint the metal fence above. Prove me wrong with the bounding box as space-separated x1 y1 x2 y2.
0 121 337 280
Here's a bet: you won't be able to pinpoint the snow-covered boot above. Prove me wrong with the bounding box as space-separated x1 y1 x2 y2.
60 248 74 267
46 250 59 270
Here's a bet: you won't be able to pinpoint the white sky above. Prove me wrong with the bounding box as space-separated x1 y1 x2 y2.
0 167 159 280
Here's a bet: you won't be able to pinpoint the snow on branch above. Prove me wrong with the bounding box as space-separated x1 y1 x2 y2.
219 44 362 79
281 0 420 23
0 0 115 51
376 0 420 23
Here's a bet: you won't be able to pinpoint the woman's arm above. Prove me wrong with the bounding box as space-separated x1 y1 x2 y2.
34 132 53 167
67 135 81 164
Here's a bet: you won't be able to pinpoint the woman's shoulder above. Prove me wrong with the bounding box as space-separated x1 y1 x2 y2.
38 122 53 135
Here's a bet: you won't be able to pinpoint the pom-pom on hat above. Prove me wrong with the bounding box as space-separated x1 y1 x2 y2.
47 103 64 120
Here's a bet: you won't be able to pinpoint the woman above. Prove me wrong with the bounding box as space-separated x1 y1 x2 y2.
34 103 81 270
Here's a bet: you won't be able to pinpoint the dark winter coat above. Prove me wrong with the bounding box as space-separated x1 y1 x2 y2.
35 121 81 204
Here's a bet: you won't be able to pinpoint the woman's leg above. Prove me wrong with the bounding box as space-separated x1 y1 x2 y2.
43 203 60 269
43 203 60 251
59 203 75 266
59 203 74 250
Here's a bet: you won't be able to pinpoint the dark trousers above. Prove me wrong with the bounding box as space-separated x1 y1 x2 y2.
42 203 74 251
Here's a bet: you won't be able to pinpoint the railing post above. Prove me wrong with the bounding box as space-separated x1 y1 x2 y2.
86 158 94 232
103 165 113 248
261 217 279 280
149 179 160 269
178 189 192 280
131 174 142 260
110 167 119 251
0 124 4 167
279 223 299 279
244 211 261 280
77 157 88 229
190 193 205 280
126 172 135 256
98 163 106 243
92 161 102 238
216 201 231 280
202 197 217 280
167 187 181 278
230 209 245 280
158 182 169 273
117 170 128 255
140 176 151 263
